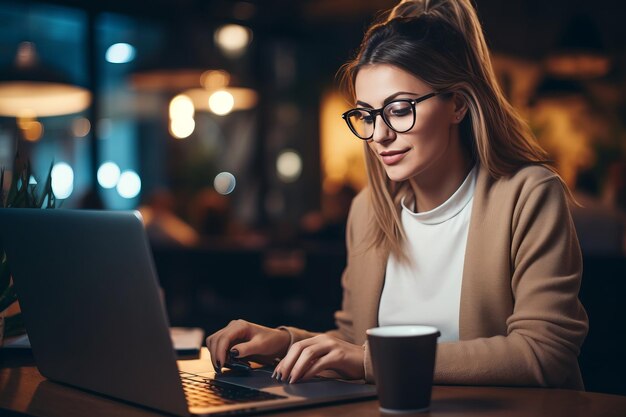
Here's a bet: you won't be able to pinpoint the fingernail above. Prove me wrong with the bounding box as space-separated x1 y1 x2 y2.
271 370 276 379
277 372 282 381
230 349 239 358
288 376 293 384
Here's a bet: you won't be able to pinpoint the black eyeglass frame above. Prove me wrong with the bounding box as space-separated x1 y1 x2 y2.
341 92 440 140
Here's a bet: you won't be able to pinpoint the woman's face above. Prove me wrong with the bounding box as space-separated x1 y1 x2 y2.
354 64 462 183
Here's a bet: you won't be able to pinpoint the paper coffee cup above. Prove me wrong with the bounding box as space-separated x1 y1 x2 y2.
366 325 440 413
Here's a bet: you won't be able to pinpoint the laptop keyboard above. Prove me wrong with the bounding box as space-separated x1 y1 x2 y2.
180 372 287 408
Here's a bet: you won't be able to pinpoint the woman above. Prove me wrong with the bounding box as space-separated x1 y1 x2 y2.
206 0 588 389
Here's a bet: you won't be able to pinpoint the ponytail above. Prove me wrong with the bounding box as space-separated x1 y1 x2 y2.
339 0 560 259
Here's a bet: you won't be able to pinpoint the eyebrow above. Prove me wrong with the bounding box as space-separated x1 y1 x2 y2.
355 91 423 108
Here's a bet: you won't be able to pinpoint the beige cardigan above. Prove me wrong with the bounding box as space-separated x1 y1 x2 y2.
283 165 588 389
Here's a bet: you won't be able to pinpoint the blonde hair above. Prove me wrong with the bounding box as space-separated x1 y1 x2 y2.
339 0 558 259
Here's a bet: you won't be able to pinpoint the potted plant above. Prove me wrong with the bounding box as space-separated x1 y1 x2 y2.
0 154 55 346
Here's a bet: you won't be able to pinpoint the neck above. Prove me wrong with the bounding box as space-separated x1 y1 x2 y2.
408 141 472 213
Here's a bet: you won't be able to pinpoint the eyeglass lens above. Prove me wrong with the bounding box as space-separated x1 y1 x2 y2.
346 100 415 139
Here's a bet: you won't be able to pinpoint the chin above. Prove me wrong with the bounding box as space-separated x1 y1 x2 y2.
383 167 415 182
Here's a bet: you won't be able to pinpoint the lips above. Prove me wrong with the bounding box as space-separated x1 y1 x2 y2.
379 149 410 165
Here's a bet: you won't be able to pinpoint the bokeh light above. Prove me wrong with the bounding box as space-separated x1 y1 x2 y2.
21 120 43 142
117 170 141 199
105 43 136 64
276 150 303 183
213 172 237 195
51 162 74 199
200 70 231 90
169 117 195 139
169 94 195 119
214 24 252 56
97 161 121 189
208 90 234 115
72 117 91 137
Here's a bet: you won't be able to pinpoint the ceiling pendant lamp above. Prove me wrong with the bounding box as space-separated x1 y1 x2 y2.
0 41 91 117
545 15 611 80
129 16 215 93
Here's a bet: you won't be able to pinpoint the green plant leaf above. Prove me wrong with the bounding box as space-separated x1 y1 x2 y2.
11 185 26 208
28 187 37 207
3 153 56 209
22 162 32 207
26 162 39 207
5 154 21 206
0 284 17 312
13 168 31 208
36 162 55 209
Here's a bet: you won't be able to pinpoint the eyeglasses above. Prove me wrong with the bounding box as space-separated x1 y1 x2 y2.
341 92 439 140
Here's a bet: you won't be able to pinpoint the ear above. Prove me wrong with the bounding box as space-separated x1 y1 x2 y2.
451 92 468 124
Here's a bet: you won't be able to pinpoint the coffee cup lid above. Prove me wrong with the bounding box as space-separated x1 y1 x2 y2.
366 325 440 337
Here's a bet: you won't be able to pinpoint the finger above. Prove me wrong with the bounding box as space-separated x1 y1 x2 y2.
215 325 249 371
230 338 264 359
299 350 341 381
276 335 331 381
207 321 246 372
206 334 221 372
289 344 332 383
271 360 281 379
274 339 310 381
280 338 329 383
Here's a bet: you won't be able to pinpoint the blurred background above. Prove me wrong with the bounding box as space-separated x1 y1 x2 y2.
1 0 625 394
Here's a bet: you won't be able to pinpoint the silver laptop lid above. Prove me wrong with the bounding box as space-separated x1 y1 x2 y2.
0 209 189 416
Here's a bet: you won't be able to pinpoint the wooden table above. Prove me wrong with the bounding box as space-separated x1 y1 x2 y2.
2 349 626 417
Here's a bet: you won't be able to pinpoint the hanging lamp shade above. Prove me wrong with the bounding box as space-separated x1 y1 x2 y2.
0 42 91 117
129 18 217 92
545 15 611 80
529 76 585 106
130 13 255 92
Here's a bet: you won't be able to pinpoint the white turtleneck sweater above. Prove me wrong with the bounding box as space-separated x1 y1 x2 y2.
378 165 478 342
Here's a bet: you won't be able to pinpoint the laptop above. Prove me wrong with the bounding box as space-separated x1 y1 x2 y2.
0 209 376 416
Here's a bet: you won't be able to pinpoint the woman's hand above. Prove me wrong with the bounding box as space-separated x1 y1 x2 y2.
205 319 291 372
272 334 364 383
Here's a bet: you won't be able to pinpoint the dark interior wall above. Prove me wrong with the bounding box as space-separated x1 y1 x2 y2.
16 0 626 56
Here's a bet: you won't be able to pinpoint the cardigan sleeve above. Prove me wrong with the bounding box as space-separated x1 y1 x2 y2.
430 176 588 388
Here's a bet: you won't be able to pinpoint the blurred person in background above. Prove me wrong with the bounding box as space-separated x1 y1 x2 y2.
299 184 357 242
571 168 626 256
188 188 233 238
139 189 198 247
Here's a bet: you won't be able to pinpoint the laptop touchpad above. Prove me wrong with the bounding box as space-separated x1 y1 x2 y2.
216 369 326 390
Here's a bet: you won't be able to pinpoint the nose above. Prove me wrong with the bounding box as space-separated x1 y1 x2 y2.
370 114 395 143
